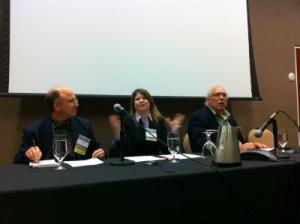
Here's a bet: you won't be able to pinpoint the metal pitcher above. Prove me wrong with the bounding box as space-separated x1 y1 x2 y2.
212 126 241 167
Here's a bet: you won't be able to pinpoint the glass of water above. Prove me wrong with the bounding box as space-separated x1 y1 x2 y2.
278 128 288 152
167 132 180 163
53 140 68 170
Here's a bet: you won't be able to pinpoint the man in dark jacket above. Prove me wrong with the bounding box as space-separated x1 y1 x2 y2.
188 85 266 153
15 86 105 163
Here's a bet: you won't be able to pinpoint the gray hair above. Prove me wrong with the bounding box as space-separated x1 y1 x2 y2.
205 85 227 105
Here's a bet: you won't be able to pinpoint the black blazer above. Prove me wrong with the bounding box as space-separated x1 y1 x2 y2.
15 116 101 163
110 115 169 157
188 107 245 153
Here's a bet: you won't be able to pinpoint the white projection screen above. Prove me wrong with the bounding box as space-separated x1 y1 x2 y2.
9 0 255 97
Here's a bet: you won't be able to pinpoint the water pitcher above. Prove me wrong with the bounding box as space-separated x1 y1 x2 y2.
213 126 241 167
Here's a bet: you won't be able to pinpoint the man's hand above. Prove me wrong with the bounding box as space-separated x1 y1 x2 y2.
108 115 121 139
25 147 42 162
240 142 268 151
165 113 186 132
92 148 106 159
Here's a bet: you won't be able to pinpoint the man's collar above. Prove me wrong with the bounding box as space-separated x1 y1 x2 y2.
51 117 70 127
207 106 231 118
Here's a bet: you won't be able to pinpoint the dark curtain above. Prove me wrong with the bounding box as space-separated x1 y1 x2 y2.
247 0 260 99
0 0 9 92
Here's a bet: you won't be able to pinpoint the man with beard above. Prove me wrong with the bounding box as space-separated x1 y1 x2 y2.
188 85 266 153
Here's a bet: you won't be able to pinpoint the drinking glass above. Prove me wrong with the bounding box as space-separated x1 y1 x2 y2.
202 129 218 157
277 128 288 152
167 132 180 163
53 139 68 170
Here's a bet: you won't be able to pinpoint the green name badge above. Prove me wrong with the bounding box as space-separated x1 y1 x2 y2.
145 128 157 142
74 145 87 156
74 135 91 156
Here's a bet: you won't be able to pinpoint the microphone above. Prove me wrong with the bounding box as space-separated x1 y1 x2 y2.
111 103 135 166
113 103 124 112
255 112 278 137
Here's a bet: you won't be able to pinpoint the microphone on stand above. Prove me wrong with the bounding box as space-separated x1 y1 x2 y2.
253 111 300 159
113 103 125 113
255 112 278 137
255 111 300 137
110 103 135 166
254 111 283 159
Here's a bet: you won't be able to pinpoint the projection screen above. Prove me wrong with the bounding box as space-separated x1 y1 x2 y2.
7 0 257 97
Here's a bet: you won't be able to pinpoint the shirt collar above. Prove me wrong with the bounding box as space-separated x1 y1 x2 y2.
208 106 231 120
51 118 70 128
135 113 153 122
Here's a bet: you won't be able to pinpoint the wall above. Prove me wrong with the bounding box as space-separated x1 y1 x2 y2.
0 0 300 164
232 0 300 146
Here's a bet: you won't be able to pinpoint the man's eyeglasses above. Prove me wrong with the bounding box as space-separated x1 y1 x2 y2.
212 92 227 98
67 97 78 104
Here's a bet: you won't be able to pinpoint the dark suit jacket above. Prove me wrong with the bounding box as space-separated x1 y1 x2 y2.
188 106 246 153
15 116 101 163
110 115 169 157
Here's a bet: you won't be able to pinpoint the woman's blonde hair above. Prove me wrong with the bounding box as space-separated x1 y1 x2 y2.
130 88 161 124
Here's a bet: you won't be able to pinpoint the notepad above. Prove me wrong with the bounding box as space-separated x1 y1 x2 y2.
29 159 59 168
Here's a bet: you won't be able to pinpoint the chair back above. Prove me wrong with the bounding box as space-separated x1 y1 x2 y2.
183 134 192 153
248 129 274 148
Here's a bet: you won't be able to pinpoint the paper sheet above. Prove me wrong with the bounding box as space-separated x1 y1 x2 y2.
160 153 203 160
29 159 59 168
63 158 103 167
125 154 203 162
125 156 165 162
260 147 273 151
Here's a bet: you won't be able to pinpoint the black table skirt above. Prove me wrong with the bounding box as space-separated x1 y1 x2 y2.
0 154 300 224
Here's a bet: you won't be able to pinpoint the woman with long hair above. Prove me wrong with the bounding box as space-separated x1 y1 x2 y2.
109 88 185 157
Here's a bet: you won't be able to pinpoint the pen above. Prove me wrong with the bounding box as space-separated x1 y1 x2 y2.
32 138 36 148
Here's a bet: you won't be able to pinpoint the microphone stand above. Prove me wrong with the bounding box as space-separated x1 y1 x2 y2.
110 111 135 166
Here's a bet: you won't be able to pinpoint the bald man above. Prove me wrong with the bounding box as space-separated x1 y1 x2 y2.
15 86 105 163
188 85 266 153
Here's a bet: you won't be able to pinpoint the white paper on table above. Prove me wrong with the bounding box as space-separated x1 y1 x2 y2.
260 147 273 152
29 159 59 168
125 155 165 163
64 158 103 167
160 153 204 160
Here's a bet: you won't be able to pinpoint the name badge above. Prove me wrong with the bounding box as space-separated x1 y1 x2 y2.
145 128 157 142
74 135 91 156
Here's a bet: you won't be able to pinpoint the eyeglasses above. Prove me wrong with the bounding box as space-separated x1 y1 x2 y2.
67 97 78 104
212 92 227 98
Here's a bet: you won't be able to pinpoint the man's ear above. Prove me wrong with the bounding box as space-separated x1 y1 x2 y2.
53 102 61 112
